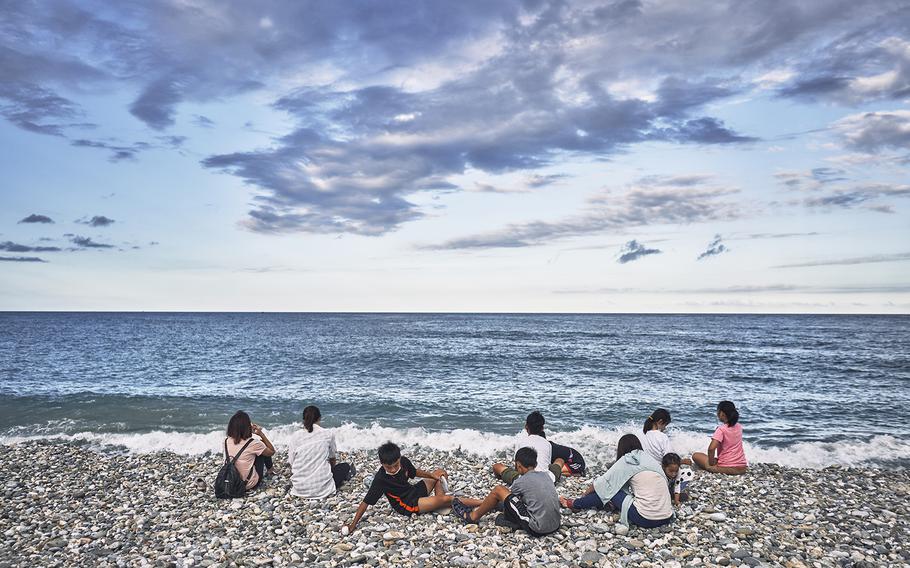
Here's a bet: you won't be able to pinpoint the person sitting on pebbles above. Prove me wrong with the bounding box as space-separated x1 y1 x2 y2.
492 411 563 485
559 434 674 529
344 442 482 534
550 440 586 477
224 410 276 491
692 400 748 475
287 405 356 499
452 447 561 537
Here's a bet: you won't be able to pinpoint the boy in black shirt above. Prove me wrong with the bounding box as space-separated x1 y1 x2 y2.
345 442 482 533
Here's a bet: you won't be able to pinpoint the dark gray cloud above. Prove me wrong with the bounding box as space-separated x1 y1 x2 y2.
617 240 662 264
697 234 729 260
77 216 115 227
0 256 47 262
427 175 741 250
0 241 61 253
775 251 910 268
18 214 54 224
70 235 114 249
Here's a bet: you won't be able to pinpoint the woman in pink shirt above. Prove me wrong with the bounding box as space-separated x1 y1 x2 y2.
692 401 748 475
225 411 276 491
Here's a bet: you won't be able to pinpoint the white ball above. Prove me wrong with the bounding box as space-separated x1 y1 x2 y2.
341 526 350 536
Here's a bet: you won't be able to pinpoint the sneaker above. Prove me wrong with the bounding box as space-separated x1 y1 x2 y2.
451 498 477 525
494 513 519 530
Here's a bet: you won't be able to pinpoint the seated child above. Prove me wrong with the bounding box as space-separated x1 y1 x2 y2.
661 452 693 506
492 411 563 484
345 442 481 533
550 441 586 476
453 447 561 537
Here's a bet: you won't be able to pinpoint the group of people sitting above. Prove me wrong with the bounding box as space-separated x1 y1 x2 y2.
219 401 748 537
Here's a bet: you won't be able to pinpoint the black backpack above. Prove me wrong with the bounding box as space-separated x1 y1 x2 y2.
214 438 255 499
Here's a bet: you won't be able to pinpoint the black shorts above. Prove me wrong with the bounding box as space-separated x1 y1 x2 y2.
386 481 429 516
502 494 551 537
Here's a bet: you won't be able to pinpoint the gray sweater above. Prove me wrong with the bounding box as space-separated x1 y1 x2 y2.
510 471 561 534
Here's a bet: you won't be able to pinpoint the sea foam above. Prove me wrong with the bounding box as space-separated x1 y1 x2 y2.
6 422 909 469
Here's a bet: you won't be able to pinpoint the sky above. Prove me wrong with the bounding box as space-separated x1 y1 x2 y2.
1 0 908 313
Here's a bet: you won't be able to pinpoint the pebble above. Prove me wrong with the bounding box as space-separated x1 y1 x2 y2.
0 441 907 568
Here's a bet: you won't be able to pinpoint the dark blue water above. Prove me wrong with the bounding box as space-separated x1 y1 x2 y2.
1 313 908 466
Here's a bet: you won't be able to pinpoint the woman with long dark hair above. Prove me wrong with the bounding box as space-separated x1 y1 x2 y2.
287 405 355 498
558 433 674 529
224 410 275 491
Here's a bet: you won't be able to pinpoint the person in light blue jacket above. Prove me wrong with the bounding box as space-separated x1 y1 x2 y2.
559 434 674 528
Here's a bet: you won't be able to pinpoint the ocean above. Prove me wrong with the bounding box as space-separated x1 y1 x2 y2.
1 312 908 469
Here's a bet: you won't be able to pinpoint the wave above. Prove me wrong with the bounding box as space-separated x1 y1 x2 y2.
5 422 908 469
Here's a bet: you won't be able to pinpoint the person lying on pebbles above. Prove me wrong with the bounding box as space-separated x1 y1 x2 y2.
491 411 563 485
344 441 482 534
692 400 749 475
560 433 675 529
452 446 561 537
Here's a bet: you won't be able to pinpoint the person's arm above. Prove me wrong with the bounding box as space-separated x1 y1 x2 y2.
706 439 719 467
415 467 447 480
252 423 276 457
328 433 337 467
347 501 369 533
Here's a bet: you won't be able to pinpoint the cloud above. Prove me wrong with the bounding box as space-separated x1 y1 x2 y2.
0 241 61 252
0 256 47 262
427 175 741 250
70 138 152 162
801 183 910 210
556 283 910 294
834 110 910 153
526 174 570 188
778 32 910 105
77 216 115 227
18 214 54 224
697 234 729 260
775 252 910 268
744 232 821 239
193 115 215 128
774 168 848 191
617 239 662 264
70 235 114 249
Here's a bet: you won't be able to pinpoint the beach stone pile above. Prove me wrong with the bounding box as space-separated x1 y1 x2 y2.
1 441 908 567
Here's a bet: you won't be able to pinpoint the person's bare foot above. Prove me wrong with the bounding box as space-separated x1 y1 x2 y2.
559 496 574 509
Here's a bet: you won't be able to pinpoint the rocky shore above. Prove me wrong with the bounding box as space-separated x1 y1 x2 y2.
1 441 908 568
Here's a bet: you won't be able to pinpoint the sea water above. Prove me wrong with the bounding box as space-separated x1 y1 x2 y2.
1 312 908 468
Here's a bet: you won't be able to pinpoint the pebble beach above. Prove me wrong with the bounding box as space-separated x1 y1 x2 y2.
2 441 908 568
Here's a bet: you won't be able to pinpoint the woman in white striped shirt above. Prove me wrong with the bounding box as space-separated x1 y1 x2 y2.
287 406 355 498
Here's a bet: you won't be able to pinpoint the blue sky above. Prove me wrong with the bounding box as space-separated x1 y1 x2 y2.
1 0 908 312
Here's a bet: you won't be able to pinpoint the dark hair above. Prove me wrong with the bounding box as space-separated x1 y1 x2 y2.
616 433 643 461
525 411 546 437
303 405 321 433
377 441 401 465
514 446 538 469
643 408 672 434
717 400 739 426
227 410 253 444
662 452 682 468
